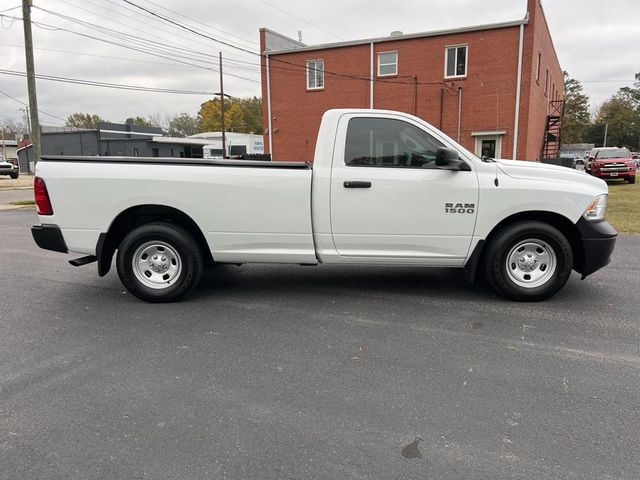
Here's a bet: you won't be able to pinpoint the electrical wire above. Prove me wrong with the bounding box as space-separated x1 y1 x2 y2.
257 0 343 41
0 13 261 84
0 88 67 123
136 0 259 50
0 69 217 95
118 0 448 87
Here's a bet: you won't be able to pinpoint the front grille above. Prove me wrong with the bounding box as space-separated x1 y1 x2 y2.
600 163 629 172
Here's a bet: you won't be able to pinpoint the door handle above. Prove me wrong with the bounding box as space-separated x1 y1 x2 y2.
343 181 372 189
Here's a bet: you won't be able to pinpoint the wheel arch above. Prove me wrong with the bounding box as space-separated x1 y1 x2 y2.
466 210 583 282
97 204 212 277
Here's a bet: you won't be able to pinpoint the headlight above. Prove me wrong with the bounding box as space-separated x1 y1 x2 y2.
583 194 608 221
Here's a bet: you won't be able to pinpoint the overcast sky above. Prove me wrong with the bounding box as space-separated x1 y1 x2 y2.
1 0 639 127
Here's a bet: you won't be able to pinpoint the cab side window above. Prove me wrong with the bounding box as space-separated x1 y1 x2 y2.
345 118 444 168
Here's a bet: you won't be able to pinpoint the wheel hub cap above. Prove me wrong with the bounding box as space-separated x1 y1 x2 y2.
506 240 557 289
132 241 182 290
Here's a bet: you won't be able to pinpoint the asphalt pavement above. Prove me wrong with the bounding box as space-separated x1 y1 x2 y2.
1 210 639 480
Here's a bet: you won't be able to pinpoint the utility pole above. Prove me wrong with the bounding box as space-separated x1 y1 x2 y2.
218 52 226 158
22 0 41 164
603 121 608 148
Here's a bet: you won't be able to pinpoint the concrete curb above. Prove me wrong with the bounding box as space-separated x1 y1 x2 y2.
0 187 34 191
0 205 36 212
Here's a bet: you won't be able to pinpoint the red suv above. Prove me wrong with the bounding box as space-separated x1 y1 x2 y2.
588 147 636 184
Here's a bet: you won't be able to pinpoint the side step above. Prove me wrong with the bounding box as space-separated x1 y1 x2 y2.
69 255 98 267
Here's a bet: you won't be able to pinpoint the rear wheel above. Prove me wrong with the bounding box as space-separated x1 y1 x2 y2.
116 222 204 302
484 221 573 301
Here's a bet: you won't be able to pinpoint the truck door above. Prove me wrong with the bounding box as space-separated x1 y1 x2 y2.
330 114 479 265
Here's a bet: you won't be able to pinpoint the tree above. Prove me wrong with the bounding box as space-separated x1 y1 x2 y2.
1 119 28 138
197 96 262 133
147 112 168 131
65 113 106 129
126 116 152 126
561 71 590 144
167 113 200 137
585 74 640 149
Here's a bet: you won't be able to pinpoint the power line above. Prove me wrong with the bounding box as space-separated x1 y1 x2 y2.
0 88 66 123
0 12 261 84
117 1 448 87
257 0 343 41
49 0 251 63
0 69 217 95
137 0 259 50
0 5 21 13
121 0 259 57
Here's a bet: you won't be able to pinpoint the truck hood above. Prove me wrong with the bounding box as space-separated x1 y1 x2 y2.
495 159 607 191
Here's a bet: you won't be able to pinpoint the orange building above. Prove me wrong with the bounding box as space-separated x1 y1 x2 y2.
260 0 563 162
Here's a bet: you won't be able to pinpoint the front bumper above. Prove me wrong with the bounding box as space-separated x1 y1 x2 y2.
576 218 617 279
592 170 635 179
31 224 68 253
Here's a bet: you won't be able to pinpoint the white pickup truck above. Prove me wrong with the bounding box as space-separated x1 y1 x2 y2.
31 109 617 302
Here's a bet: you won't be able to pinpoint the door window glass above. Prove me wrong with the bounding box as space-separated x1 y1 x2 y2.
345 118 445 168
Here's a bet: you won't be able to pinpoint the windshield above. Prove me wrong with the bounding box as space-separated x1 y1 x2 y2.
597 148 630 159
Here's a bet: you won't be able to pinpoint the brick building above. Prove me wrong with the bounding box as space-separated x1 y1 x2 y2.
260 0 562 162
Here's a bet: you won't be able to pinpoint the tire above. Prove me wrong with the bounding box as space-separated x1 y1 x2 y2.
9 172 18 179
627 175 636 184
483 221 573 301
116 222 204 302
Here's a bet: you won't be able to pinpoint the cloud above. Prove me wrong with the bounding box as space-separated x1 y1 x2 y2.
1 0 638 126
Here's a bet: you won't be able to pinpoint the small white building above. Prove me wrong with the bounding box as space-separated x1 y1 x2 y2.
189 132 264 158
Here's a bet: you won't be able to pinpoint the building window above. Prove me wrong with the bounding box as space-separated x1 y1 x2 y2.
545 69 549 96
445 45 467 78
133 148 139 156
377 51 398 76
170 148 174 157
306 60 324 90
152 148 159 157
536 52 541 83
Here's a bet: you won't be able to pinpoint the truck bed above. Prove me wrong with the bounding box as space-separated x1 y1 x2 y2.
36 156 317 264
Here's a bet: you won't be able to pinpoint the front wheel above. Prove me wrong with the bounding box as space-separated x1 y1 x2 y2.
627 175 636 184
483 221 573 301
116 222 204 302
9 172 18 179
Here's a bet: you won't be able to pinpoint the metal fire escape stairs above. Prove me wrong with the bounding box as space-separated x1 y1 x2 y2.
540 100 564 159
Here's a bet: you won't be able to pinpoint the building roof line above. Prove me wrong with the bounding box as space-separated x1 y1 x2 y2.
263 18 529 55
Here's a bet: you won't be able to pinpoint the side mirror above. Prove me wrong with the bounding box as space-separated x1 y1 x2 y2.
435 147 470 171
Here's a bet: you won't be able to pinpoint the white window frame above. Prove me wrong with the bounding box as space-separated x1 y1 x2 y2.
536 51 541 83
306 59 324 90
444 44 468 79
377 51 398 77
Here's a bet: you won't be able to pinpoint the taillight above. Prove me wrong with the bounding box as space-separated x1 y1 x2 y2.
34 177 53 215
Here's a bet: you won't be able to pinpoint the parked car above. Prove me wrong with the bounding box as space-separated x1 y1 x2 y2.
632 153 640 169
0 155 19 179
31 109 617 303
588 147 636 184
